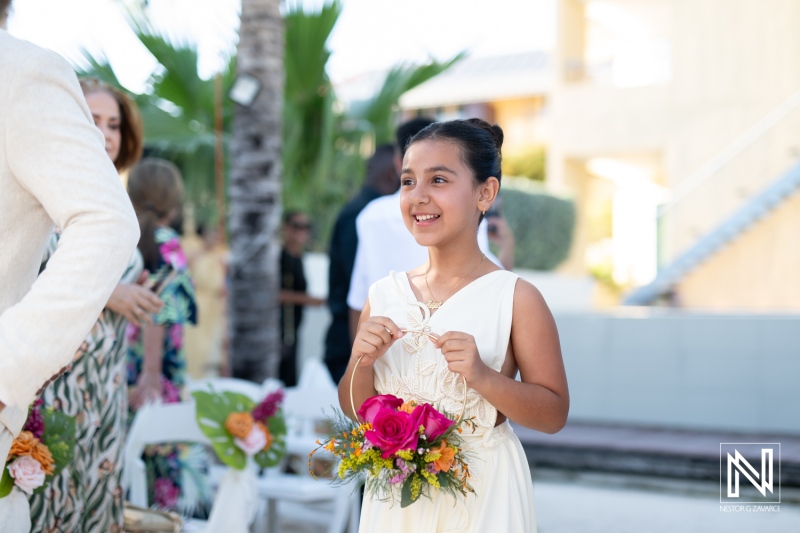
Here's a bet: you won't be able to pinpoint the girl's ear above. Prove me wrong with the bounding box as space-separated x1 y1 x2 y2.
477 177 500 213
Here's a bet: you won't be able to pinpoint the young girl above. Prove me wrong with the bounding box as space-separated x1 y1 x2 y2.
125 158 202 511
339 119 569 532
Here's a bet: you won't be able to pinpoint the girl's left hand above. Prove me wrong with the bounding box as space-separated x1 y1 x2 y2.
434 331 491 387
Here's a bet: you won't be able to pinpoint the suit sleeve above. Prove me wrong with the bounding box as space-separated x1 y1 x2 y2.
0 47 139 418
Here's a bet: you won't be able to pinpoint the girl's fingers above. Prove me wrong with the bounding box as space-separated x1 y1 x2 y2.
356 331 386 351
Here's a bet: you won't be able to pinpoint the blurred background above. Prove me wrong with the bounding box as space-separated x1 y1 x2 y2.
7 0 800 531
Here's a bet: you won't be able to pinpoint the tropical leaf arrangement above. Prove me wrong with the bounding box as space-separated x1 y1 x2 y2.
309 394 475 508
192 388 286 470
0 399 76 498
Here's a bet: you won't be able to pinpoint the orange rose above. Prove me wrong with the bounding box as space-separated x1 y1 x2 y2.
30 441 55 475
430 440 456 472
256 421 273 451
225 412 254 440
9 431 37 457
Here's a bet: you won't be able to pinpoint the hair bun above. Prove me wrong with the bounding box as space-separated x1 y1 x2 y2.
489 125 504 150
465 118 504 150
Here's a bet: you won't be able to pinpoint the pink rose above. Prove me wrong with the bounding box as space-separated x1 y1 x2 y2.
411 403 454 442
364 409 419 459
357 394 403 424
7 455 46 495
234 425 268 456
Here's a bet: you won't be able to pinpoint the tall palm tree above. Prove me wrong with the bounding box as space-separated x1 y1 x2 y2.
228 0 284 382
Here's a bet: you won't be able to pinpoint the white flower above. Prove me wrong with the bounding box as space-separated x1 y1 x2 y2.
7 456 46 495
234 425 267 456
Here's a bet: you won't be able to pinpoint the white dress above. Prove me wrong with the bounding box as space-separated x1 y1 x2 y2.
359 270 537 533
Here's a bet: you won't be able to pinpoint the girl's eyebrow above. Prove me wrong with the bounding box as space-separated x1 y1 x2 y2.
425 165 456 174
401 165 457 175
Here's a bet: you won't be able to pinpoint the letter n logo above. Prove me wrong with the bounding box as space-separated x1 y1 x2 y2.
720 443 780 503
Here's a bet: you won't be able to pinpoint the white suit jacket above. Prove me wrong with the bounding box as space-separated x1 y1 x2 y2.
0 31 139 463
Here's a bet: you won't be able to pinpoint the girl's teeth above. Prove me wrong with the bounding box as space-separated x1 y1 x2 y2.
417 215 438 221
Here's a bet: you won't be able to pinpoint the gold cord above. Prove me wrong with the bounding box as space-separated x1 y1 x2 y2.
423 254 486 310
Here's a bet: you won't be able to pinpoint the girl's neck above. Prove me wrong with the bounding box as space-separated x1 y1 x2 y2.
426 239 484 278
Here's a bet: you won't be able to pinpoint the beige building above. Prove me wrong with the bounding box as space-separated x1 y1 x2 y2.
399 52 552 157
550 0 800 310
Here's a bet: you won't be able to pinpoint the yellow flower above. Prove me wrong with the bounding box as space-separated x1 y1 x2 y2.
225 412 254 440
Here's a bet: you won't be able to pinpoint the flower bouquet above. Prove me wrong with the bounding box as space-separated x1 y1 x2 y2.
192 388 287 469
310 394 475 508
0 399 76 498
191 388 287 533
0 399 76 530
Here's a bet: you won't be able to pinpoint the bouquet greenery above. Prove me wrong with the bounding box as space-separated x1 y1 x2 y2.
0 399 76 497
192 389 286 469
310 394 475 508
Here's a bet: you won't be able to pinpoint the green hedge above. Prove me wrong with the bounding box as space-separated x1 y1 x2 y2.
500 186 575 271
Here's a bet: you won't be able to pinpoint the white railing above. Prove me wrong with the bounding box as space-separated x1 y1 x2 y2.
659 87 800 218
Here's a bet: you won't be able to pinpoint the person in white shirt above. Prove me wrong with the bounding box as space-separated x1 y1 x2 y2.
0 10 139 514
346 118 515 334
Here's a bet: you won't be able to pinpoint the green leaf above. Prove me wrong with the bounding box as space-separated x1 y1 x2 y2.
41 408 77 477
254 411 288 469
0 464 13 498
400 476 416 508
192 390 256 470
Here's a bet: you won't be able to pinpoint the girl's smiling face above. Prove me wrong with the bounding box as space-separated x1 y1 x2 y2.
400 139 497 248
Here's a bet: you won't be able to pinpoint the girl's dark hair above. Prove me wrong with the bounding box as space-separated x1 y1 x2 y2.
408 118 504 185
79 78 144 172
127 158 184 271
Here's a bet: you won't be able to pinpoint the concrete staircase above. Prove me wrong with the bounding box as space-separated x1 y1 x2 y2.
624 161 800 305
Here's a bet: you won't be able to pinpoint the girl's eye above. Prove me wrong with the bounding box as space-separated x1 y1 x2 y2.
433 176 446 183
401 178 414 186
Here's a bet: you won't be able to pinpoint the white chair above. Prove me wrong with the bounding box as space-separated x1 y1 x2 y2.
123 402 213 531
258 361 360 533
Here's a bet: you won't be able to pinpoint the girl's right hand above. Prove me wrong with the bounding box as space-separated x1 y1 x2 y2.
352 317 404 366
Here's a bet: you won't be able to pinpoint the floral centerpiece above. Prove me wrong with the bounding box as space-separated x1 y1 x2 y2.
310 394 475 508
192 388 286 469
0 399 76 498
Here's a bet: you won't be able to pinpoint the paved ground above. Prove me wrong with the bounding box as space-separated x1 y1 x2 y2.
533 470 800 533
266 470 800 532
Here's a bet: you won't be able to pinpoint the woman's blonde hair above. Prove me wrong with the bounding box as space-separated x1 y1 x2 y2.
79 78 144 172
127 158 184 270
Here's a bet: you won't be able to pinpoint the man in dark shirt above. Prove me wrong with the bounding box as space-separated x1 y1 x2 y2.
323 145 398 381
280 211 325 386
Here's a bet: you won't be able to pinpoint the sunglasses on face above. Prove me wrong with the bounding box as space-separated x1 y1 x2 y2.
289 221 312 231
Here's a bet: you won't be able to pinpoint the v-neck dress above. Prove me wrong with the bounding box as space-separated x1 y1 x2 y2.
359 270 537 533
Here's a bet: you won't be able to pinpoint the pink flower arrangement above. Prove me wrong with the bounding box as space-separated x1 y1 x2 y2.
311 394 474 507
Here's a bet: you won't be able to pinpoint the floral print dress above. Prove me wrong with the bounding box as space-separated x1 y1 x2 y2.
125 226 203 511
29 234 143 533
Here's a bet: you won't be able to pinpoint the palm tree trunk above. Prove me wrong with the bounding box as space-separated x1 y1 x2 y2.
228 0 284 383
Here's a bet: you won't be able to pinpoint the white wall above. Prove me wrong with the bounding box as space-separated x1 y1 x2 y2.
555 310 800 434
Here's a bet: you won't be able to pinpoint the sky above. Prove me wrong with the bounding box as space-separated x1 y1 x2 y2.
6 0 555 92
